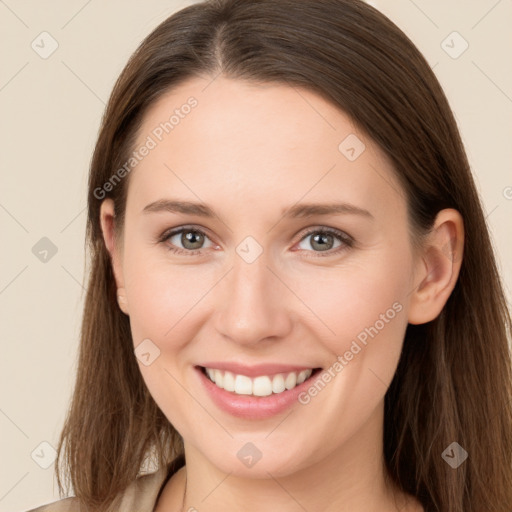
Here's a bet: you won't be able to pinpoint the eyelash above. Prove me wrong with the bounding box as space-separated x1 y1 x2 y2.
157 225 354 258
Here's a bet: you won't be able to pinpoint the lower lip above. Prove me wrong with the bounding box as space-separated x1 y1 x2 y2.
195 366 322 420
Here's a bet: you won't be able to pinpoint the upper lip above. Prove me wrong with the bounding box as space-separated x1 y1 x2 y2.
198 362 320 378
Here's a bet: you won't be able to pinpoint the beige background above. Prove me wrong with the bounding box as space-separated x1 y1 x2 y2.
1 1 511 510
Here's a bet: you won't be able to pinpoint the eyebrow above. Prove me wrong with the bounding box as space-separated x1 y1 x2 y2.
142 199 374 220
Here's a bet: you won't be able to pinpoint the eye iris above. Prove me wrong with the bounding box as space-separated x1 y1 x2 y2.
182 230 204 250
311 232 334 251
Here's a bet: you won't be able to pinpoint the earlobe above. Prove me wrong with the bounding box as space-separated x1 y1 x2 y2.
99 199 129 315
116 287 129 315
407 208 464 325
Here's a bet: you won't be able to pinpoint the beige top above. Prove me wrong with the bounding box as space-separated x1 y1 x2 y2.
26 455 185 512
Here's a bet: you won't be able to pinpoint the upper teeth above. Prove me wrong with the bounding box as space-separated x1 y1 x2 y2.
205 367 313 396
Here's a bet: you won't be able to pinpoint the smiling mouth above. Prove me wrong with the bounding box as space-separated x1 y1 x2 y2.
198 366 322 397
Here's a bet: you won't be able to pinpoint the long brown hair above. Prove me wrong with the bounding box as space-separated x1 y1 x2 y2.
55 0 512 510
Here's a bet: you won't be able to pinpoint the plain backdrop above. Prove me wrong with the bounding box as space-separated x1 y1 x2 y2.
1 1 511 510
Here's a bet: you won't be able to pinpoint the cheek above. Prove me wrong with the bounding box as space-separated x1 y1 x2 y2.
283 243 412 428
123 245 215 345
122 247 211 431
288 247 412 357
285 254 411 458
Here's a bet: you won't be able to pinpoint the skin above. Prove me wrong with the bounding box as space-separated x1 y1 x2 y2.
100 76 464 512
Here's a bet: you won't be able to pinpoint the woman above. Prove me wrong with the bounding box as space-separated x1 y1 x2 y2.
28 0 512 511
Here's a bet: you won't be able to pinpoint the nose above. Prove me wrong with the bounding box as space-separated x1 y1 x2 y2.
213 251 293 347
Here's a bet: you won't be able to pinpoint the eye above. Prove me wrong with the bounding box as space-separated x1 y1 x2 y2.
295 227 354 257
158 225 354 257
159 226 215 255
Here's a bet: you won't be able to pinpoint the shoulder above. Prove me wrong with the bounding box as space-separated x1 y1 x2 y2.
25 497 80 512
24 467 171 512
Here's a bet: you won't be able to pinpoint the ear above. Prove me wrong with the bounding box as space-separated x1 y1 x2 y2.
408 208 464 325
99 198 129 315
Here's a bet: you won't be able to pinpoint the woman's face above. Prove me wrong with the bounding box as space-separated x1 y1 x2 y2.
102 76 423 477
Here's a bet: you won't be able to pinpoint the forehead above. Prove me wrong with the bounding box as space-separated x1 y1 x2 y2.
137 76 363 163
127 76 404 219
